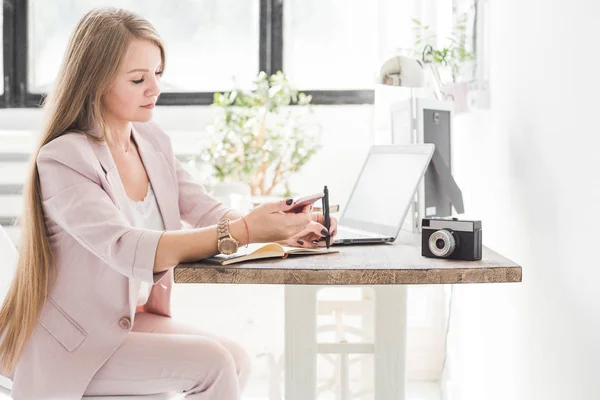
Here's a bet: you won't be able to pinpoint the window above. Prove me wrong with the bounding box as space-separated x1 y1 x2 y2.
0 5 4 96
282 0 379 103
283 0 379 91
3 0 406 108
27 0 260 94
1 2 10 105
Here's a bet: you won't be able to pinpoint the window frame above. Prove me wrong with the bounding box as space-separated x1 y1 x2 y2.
1 0 17 108
3 0 374 109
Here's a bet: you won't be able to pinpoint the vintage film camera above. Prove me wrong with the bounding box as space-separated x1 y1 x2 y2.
421 218 482 261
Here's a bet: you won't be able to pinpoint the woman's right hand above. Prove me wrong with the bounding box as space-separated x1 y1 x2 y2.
239 198 313 244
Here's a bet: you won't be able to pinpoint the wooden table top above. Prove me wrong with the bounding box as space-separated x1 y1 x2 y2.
174 231 522 286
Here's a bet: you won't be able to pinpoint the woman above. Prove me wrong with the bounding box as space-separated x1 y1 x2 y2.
0 7 337 399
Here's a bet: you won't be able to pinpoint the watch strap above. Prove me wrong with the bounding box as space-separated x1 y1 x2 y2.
217 219 231 240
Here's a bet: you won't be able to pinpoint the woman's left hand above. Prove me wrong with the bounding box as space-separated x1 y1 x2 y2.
278 211 338 248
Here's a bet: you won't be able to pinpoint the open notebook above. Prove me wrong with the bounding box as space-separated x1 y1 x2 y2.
203 242 338 266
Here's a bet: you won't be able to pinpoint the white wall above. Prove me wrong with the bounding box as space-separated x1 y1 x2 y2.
445 0 600 399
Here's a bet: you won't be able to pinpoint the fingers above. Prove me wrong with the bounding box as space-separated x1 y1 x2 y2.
311 211 324 224
328 219 338 246
288 237 319 248
317 231 336 247
295 238 319 248
311 213 337 234
307 221 329 237
282 217 338 248
307 234 322 248
289 206 312 227
258 198 296 213
289 202 313 216
255 200 321 241
286 203 311 214
296 221 327 239
311 216 337 235
329 217 338 235
317 217 337 246
303 228 324 249
293 239 308 248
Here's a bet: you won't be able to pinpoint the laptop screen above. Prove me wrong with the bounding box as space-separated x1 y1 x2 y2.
340 144 434 237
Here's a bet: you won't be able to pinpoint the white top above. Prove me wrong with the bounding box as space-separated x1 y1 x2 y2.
128 183 165 307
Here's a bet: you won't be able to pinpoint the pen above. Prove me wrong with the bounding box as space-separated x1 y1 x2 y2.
323 185 330 249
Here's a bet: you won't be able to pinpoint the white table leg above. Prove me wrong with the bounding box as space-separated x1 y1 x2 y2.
373 285 408 400
285 285 318 400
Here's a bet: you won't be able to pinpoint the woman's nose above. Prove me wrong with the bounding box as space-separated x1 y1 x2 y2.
146 77 161 97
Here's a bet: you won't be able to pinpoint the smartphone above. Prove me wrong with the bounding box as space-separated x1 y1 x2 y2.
287 191 324 212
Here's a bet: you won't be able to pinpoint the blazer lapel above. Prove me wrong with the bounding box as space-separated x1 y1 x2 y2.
86 131 136 226
131 124 181 231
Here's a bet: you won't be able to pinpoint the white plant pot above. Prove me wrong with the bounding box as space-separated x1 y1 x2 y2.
442 82 470 114
208 181 253 212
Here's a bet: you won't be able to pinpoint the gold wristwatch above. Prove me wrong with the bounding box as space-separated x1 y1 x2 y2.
217 218 239 255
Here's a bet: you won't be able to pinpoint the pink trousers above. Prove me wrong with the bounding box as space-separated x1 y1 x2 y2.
83 311 252 399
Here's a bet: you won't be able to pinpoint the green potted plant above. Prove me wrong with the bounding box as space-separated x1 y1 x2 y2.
199 71 321 198
412 16 476 85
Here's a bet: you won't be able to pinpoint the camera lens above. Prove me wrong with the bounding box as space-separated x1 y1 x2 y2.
428 229 456 257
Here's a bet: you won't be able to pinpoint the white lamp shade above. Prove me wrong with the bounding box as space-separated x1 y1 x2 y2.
379 55 425 88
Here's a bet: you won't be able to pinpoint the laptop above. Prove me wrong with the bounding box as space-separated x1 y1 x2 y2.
333 144 435 245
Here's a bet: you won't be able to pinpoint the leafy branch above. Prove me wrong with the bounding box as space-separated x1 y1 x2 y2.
199 71 321 197
413 16 476 83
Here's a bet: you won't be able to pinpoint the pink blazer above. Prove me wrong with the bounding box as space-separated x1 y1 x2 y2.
6 121 231 399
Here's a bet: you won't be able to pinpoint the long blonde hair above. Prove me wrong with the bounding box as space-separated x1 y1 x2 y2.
0 7 165 376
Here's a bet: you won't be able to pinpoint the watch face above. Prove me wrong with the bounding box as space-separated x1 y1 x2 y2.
219 238 238 254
